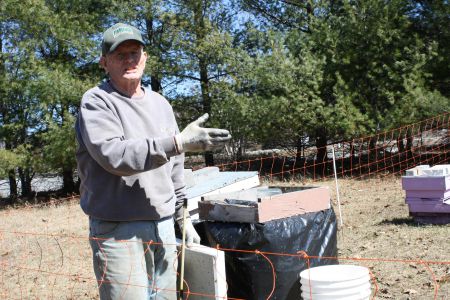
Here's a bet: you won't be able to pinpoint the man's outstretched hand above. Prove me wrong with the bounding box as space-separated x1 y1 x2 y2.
175 113 231 153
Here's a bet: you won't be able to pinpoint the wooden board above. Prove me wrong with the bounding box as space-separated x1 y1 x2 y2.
176 241 226 300
198 200 258 223
405 165 450 176
198 186 331 223
201 186 272 202
186 171 259 200
405 165 430 176
422 165 450 176
186 171 260 220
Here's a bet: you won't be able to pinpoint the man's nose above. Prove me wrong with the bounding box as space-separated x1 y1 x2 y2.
124 53 135 62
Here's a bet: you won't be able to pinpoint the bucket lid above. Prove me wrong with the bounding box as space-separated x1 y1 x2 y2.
300 265 369 283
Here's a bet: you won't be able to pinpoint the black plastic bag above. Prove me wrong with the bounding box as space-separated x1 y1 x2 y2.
199 208 338 300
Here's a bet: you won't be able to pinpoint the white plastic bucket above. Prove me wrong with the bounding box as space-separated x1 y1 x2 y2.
301 288 371 300
301 275 370 292
299 265 372 300
301 282 371 295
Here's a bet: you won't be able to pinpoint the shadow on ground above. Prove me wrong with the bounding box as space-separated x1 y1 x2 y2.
378 217 422 226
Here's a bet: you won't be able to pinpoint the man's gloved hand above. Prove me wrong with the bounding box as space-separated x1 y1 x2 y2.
177 217 201 246
175 113 231 153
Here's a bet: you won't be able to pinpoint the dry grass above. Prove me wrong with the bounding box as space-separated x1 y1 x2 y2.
1 177 449 299
0 200 97 299
311 178 450 300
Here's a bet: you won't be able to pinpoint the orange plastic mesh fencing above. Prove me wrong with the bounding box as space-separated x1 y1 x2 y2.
1 228 449 299
215 112 449 181
1 112 449 299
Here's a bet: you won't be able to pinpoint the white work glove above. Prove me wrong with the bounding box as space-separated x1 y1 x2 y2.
175 113 231 153
177 217 201 246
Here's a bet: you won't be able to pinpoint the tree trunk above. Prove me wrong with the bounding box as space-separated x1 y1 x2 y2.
194 2 214 167
62 167 75 194
151 75 162 93
406 133 414 167
200 58 214 166
236 137 244 162
75 176 81 194
315 133 328 177
397 137 405 153
369 136 378 165
18 167 32 197
350 141 355 160
145 17 163 93
406 135 413 154
8 169 18 203
296 136 304 159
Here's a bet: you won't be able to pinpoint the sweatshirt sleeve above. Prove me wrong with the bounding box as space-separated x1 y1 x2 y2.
173 152 187 221
169 121 187 220
77 96 178 177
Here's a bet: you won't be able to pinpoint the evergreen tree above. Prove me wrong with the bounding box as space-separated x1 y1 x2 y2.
240 0 449 160
407 0 450 96
0 0 107 199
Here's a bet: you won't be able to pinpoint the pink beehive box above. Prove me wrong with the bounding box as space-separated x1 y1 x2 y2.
402 174 450 200
402 165 450 224
406 198 450 213
402 174 450 190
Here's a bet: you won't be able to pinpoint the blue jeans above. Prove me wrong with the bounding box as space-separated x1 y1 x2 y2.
89 217 178 300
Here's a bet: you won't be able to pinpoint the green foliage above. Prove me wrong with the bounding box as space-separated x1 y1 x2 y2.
0 144 43 179
0 0 448 191
40 113 77 171
0 149 21 178
279 0 448 140
1 0 107 195
407 0 450 96
386 69 450 127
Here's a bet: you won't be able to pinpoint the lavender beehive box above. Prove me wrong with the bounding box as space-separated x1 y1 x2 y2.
402 175 450 191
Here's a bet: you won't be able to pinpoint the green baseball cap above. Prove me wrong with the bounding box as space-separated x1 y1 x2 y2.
101 23 144 55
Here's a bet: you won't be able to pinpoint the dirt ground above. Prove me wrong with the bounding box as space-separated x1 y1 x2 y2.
312 177 450 300
0 176 449 299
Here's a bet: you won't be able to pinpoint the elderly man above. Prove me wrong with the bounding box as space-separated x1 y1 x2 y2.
75 23 230 299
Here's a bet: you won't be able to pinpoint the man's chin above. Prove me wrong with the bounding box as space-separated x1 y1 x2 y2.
122 74 141 81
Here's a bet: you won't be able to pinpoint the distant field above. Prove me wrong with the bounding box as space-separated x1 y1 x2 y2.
1 177 449 299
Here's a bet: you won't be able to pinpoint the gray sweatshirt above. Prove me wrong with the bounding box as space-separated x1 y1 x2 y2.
75 81 186 221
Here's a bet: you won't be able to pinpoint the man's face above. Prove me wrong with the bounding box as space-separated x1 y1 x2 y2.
100 40 147 86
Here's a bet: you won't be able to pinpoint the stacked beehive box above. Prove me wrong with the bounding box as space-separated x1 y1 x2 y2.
198 186 331 223
402 165 450 224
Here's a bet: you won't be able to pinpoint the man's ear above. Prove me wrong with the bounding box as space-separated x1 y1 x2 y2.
99 56 108 73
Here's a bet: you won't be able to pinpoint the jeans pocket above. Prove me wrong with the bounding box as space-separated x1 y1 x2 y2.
90 219 120 238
